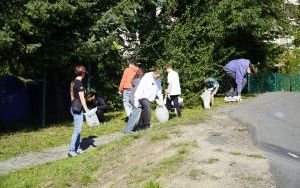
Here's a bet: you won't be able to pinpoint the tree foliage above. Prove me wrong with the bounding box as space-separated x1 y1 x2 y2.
0 0 293 108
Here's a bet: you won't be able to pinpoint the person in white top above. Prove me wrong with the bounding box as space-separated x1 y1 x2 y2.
165 64 182 117
133 68 163 130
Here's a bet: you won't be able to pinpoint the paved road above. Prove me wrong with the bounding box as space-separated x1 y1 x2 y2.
231 92 300 188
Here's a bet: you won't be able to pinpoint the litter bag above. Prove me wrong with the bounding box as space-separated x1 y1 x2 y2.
155 105 169 123
201 90 211 109
84 107 100 126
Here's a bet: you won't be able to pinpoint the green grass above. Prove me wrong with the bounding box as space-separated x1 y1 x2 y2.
0 105 210 187
151 143 192 178
1 102 211 162
189 169 202 180
246 154 265 159
150 133 169 142
144 181 163 188
229 151 242 156
205 158 219 164
0 111 125 161
214 148 223 152
0 135 137 188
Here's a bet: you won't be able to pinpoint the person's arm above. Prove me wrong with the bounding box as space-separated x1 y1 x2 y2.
118 69 128 94
79 91 89 112
155 79 163 101
212 83 219 96
166 73 172 94
166 83 172 94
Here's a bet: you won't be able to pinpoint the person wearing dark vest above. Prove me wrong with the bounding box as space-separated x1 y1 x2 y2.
69 65 90 157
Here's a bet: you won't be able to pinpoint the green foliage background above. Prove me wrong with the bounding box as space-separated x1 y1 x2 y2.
0 0 299 109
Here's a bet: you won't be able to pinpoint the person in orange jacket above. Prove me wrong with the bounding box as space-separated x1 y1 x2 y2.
118 59 139 117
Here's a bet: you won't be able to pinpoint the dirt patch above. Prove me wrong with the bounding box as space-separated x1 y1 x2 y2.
87 104 276 188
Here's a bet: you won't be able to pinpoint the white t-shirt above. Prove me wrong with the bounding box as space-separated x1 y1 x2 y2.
167 70 181 95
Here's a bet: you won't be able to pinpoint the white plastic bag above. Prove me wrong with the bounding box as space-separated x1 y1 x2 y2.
155 105 169 123
84 107 100 126
201 90 211 109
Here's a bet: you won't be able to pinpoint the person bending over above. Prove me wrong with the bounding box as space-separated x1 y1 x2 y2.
86 92 108 123
223 59 256 102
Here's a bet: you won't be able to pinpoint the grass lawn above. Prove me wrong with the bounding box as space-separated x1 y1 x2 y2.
0 95 252 162
0 111 125 161
0 97 222 188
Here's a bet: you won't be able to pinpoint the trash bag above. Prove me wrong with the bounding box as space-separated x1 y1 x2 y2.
201 90 211 109
155 105 169 123
84 107 100 126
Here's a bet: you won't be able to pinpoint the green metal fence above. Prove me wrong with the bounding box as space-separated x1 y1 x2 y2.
248 73 300 93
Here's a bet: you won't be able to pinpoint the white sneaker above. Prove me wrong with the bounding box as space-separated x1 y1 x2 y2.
224 96 233 102
231 95 242 102
68 150 78 157
76 148 85 154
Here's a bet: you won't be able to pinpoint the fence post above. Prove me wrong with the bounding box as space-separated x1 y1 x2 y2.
41 69 46 127
275 73 279 91
247 74 251 94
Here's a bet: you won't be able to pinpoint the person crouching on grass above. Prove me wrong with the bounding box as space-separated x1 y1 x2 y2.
204 77 219 106
86 92 108 124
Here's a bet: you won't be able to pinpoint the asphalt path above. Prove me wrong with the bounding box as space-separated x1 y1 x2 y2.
231 92 300 188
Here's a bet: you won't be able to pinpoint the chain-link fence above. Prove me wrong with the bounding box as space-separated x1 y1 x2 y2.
248 73 300 93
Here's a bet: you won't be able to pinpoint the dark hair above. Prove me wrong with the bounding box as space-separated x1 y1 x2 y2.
136 68 145 78
249 64 257 75
75 65 86 76
128 59 135 65
153 67 163 75
165 64 173 69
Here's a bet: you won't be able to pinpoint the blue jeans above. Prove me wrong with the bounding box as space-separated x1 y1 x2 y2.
123 90 133 117
123 107 142 134
69 108 83 151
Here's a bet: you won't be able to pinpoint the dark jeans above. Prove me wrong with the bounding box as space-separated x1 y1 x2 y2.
137 98 151 130
166 95 181 117
225 73 247 97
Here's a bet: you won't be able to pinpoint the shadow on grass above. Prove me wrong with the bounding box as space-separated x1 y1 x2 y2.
80 136 98 150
